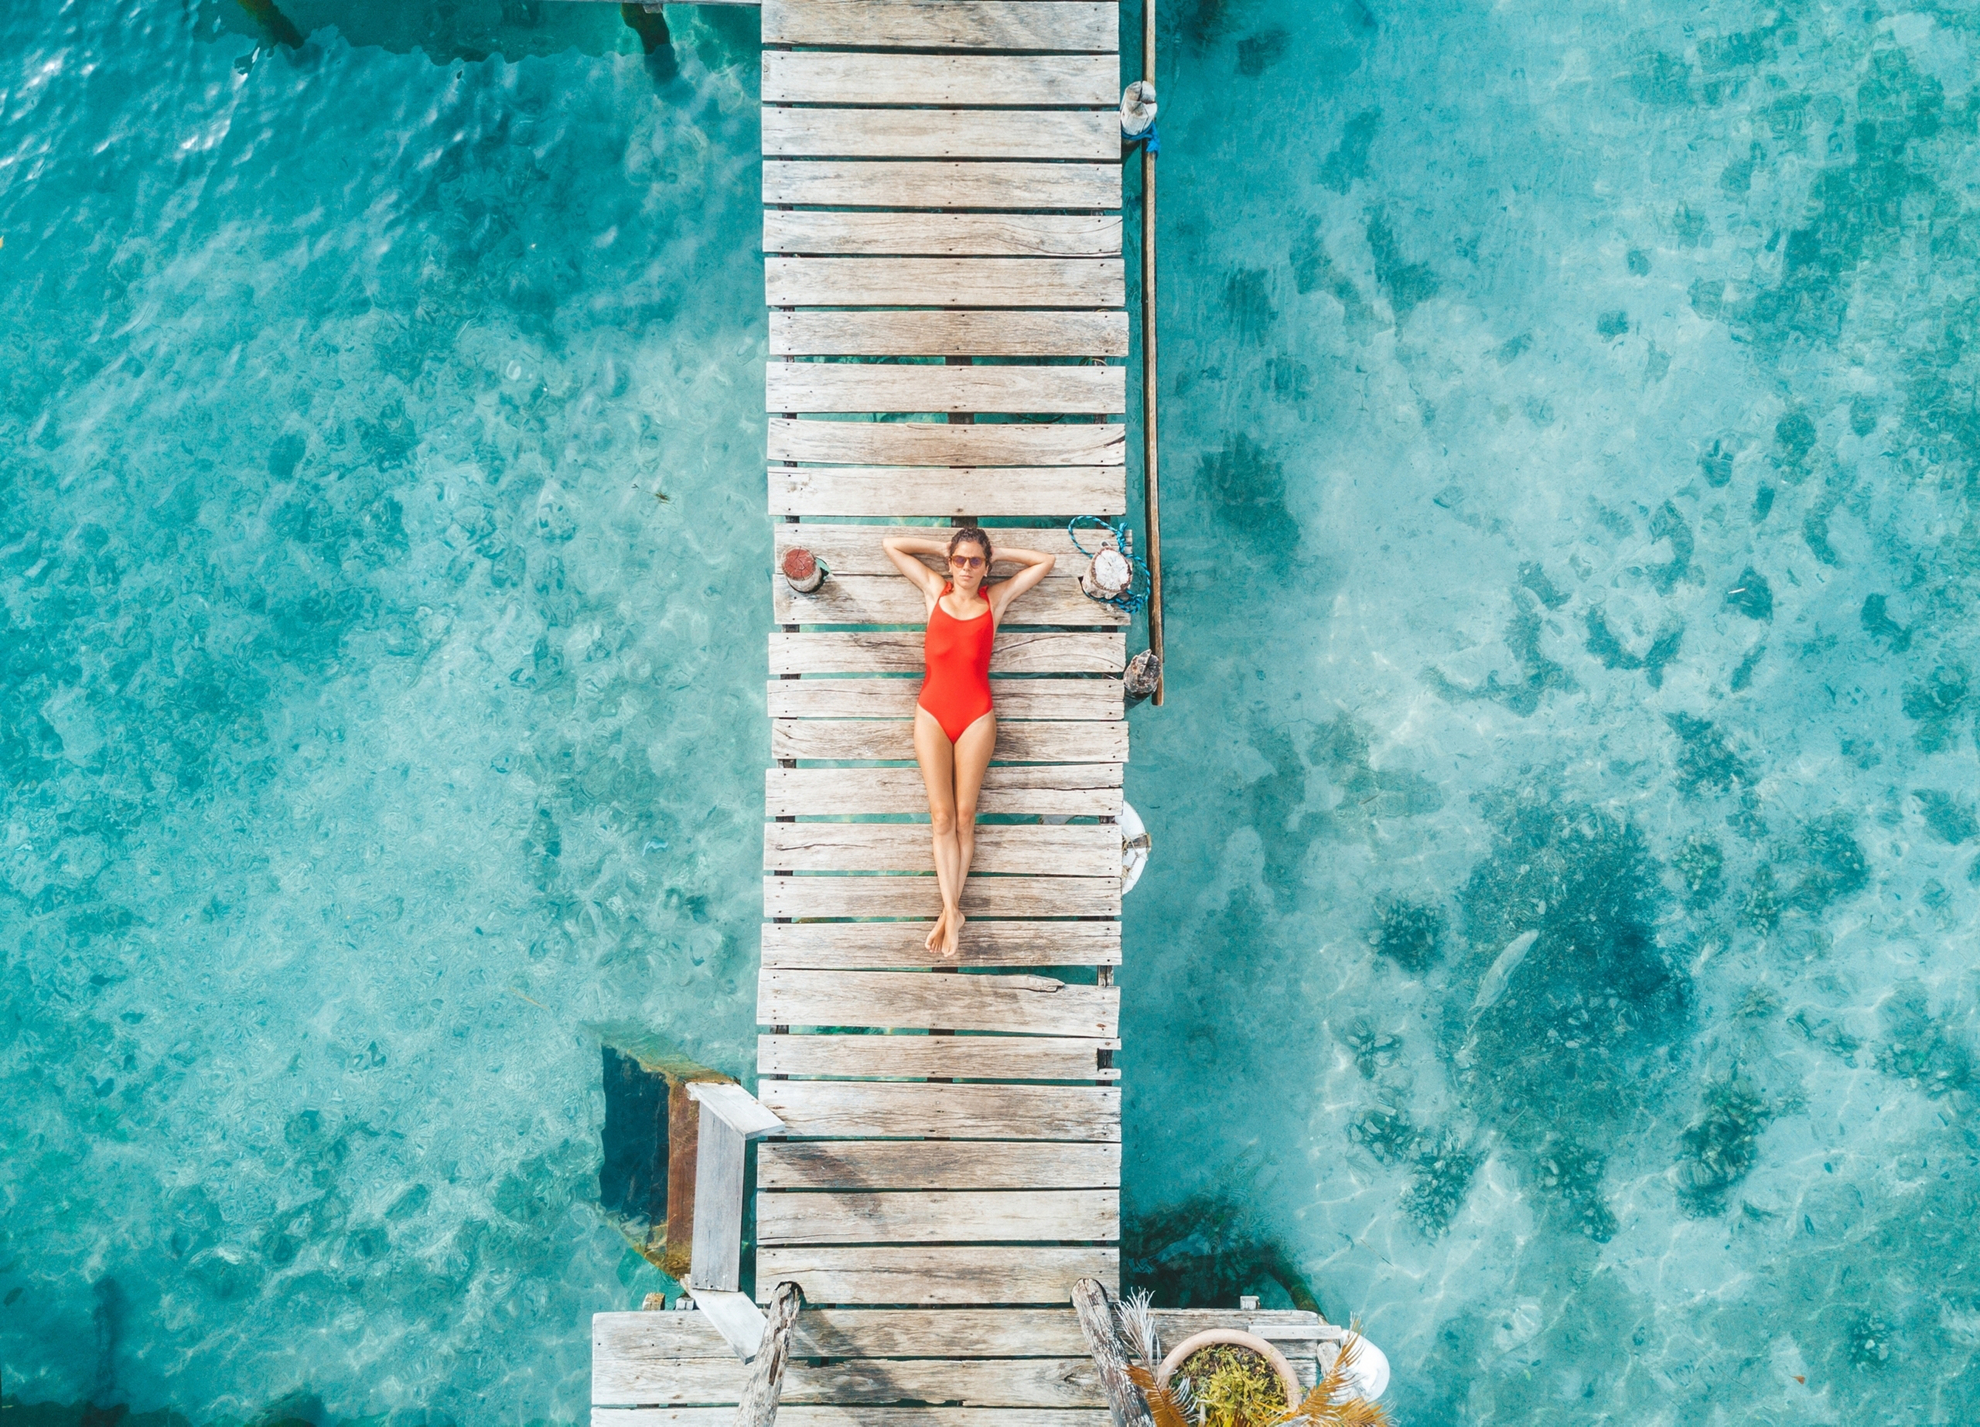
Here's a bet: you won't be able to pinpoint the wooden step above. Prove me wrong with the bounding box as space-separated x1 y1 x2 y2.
769 419 1124 468
762 52 1119 107
765 766 1123 818
756 1189 1119 1245
772 309 1129 358
772 719 1128 764
759 1033 1119 1081
759 969 1119 1036
769 631 1125 676
764 108 1119 162
762 919 1121 969
763 873 1120 920
768 678 1123 721
772 466 1126 519
772 579 1127 627
765 161 1121 211
755 1245 1120 1306
761 0 1119 53
765 825 1120 878
758 1081 1121 1139
759 1140 1121 1192
764 211 1123 259
768 259 1124 310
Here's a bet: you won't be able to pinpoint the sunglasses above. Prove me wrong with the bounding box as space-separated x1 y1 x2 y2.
949 554 986 569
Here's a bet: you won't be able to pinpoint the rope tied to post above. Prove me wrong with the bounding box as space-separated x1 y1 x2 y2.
1120 80 1159 155
1068 515 1152 615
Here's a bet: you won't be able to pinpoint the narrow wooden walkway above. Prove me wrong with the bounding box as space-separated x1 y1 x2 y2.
594 1 1333 1419
755 0 1129 1316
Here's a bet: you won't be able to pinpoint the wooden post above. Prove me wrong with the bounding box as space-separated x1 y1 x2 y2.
1139 0 1165 707
1074 1278 1155 1427
733 1280 802 1427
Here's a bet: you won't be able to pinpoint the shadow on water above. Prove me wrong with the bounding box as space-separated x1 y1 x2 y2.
218 0 759 76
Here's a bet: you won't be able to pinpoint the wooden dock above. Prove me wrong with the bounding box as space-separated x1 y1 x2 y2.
592 2 1334 1421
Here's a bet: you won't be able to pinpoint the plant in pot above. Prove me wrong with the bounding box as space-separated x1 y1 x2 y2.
1116 1291 1392 1427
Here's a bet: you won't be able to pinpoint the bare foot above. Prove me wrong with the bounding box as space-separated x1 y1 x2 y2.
940 910 964 960
924 907 947 953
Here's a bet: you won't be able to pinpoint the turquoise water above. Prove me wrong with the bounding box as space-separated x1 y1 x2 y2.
5 1 1978 1423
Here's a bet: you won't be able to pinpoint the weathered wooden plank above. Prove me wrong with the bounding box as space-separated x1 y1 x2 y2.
772 719 1128 764
593 1308 1099 1362
757 1189 1119 1245
768 419 1125 468
759 1081 1121 1140
767 365 1125 416
775 524 1090 576
772 310 1129 358
769 631 1125 676
768 260 1124 311
759 969 1119 1036
765 824 1120 878
593 1309 1330 1368
765 162 1121 212
734 1282 800 1427
756 1246 1119 1306
762 52 1119 107
757 1140 1121 1191
686 1082 787 1140
758 1033 1119 1081
771 467 1126 519
763 873 1120 920
773 578 1127 628
687 1113 745 1292
766 678 1123 721
762 0 1118 53
762 919 1120 969
593 1412 1110 1427
764 211 1123 259
1073 1280 1153 1427
764 766 1123 818
764 109 1119 162
685 1288 766 1361
596 1354 1104 1408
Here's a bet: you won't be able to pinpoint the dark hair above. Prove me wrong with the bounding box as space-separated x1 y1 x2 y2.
947 526 992 562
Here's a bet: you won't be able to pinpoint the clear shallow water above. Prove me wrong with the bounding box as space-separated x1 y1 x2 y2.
4 1 1979 1424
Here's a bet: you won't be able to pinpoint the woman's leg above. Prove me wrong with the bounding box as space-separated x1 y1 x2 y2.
913 708 962 951
941 711 997 958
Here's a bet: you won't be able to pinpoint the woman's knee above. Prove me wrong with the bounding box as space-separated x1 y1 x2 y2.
954 798 979 826
929 805 959 836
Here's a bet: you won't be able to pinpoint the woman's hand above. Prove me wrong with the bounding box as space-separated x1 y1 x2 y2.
985 546 1055 621
882 535 949 600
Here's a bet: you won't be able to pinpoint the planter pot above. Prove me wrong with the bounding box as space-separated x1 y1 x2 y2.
1154 1329 1302 1420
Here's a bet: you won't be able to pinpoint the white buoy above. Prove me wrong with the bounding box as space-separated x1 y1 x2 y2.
1120 800 1150 894
1342 1335 1391 1401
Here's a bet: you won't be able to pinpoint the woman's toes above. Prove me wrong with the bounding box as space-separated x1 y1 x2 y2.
924 909 946 951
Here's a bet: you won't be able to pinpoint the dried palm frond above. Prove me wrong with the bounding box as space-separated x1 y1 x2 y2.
1129 1365 1192 1427
1117 1287 1165 1365
1268 1327 1390 1427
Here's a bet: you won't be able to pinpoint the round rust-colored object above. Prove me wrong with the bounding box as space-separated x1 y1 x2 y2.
1155 1330 1302 1418
782 547 818 581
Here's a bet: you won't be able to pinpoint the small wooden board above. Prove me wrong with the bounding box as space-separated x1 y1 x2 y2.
754 1246 1120 1307
768 419 1125 468
765 765 1123 818
765 161 1122 211
771 310 1131 358
771 467 1127 519
762 52 1119 107
762 873 1122 921
764 824 1121 877
756 1189 1120 1245
764 108 1120 162
759 968 1120 1036
761 0 1119 53
758 1141 1122 1192
759 1081 1121 1140
758 1033 1120 1081
771 719 1128 764
768 631 1125 676
761 919 1122 969
764 211 1123 259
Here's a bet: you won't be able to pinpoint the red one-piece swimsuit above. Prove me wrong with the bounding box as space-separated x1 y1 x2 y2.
918 582 995 742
